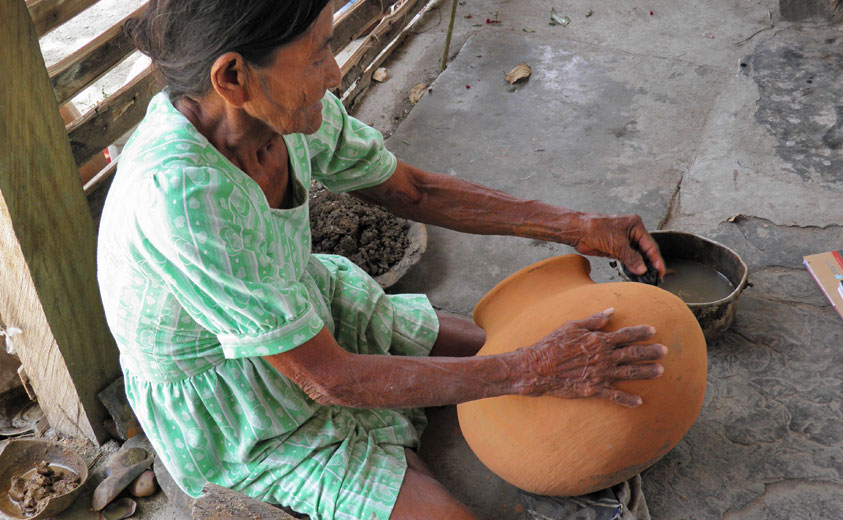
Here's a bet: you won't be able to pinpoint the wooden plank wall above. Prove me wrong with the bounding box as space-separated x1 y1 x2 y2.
1 0 121 443
26 0 100 37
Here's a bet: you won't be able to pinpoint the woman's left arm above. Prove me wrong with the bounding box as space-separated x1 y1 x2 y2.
352 160 665 277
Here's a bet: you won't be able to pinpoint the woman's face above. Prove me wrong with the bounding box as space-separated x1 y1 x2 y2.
247 4 341 135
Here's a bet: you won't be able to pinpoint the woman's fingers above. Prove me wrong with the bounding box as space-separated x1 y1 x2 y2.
620 246 648 276
606 325 656 345
597 387 643 407
609 363 664 380
613 343 668 363
633 229 666 277
570 308 614 331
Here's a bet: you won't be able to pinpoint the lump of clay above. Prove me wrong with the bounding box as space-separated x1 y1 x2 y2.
8 460 81 516
309 186 409 277
457 255 707 496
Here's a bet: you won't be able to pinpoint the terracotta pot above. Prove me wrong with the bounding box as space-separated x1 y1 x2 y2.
457 255 707 496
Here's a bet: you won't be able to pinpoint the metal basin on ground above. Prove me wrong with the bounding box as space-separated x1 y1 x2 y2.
647 230 748 339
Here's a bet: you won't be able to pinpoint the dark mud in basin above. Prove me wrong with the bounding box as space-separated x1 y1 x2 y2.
309 184 409 277
9 461 80 516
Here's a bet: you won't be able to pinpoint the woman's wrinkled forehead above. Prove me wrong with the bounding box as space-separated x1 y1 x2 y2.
276 3 333 61
305 3 335 52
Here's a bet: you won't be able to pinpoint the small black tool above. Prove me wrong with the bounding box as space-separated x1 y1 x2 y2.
620 244 661 286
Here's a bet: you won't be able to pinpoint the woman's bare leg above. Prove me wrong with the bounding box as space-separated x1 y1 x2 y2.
389 313 483 518
430 311 486 358
390 448 477 520
404 448 435 478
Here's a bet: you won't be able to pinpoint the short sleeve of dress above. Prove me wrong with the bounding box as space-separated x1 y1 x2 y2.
306 92 397 192
136 165 324 359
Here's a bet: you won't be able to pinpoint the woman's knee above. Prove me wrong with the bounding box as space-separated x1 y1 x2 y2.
431 311 486 357
390 468 476 520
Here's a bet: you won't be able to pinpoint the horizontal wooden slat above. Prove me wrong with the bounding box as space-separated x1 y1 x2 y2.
48 5 145 106
340 0 424 93
67 66 157 166
331 0 384 53
27 0 100 37
83 153 117 196
342 0 433 109
84 157 118 226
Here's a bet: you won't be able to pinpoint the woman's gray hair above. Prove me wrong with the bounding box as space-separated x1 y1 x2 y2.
126 0 332 100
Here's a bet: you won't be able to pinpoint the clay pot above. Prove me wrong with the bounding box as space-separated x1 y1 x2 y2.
457 255 707 496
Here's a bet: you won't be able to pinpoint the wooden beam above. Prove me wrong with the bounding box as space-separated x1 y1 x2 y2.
331 0 384 54
67 66 158 167
26 0 100 37
340 0 426 93
48 4 146 106
0 0 120 444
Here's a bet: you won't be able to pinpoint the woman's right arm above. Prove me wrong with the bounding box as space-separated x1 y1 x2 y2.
263 309 667 409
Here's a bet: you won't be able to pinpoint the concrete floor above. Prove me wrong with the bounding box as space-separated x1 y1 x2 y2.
360 0 843 518
17 1 843 519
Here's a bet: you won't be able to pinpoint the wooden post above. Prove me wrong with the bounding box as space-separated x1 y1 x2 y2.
0 0 121 444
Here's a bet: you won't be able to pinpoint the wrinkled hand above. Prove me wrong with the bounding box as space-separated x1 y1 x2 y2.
523 309 667 407
573 213 666 277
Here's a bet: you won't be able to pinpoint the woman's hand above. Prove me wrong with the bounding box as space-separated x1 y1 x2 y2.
573 212 666 277
522 308 667 407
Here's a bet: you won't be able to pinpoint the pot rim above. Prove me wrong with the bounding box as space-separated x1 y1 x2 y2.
649 230 749 307
473 254 590 325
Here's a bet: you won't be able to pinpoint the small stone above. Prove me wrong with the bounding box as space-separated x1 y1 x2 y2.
372 68 389 82
128 470 157 498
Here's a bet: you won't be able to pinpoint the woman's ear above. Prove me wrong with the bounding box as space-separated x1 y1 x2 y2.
209 52 252 107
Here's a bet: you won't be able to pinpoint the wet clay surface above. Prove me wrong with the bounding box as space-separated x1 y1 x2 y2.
309 185 409 277
8 461 80 516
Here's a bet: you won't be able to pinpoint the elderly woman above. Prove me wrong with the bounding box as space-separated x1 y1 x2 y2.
97 1 668 519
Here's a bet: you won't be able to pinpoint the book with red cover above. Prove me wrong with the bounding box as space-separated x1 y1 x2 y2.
803 250 843 321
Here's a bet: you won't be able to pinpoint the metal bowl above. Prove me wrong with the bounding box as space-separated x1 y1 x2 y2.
619 230 748 339
0 439 89 519
374 221 428 289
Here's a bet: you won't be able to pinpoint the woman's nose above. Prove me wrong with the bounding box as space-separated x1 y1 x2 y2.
325 54 341 91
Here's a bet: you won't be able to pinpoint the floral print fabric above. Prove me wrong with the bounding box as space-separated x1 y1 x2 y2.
97 91 439 520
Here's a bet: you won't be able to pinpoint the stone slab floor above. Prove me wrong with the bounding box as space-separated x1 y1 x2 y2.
365 0 843 518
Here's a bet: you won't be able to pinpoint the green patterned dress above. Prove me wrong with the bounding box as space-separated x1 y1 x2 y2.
97 91 439 520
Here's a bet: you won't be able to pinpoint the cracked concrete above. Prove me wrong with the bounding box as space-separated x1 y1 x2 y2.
668 24 843 230
357 0 843 518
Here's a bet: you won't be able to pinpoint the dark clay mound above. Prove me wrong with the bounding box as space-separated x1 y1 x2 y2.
309 186 409 277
